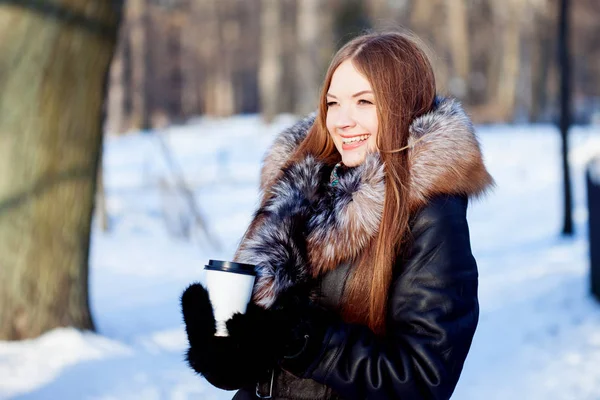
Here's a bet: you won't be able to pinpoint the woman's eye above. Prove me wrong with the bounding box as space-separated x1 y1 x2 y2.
326 101 338 107
358 99 373 105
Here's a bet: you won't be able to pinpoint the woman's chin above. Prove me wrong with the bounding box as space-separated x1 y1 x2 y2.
341 153 366 167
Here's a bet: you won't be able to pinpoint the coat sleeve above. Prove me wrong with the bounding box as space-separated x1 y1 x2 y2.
306 195 479 400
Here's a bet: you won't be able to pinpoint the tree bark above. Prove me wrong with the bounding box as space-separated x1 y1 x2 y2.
106 30 126 133
127 0 148 130
529 8 552 121
295 0 319 116
215 0 236 118
410 0 435 29
259 0 282 123
558 0 573 235
445 0 471 98
484 7 501 104
195 0 221 117
95 167 109 233
494 0 522 120
180 5 201 118
0 0 123 340
411 0 449 93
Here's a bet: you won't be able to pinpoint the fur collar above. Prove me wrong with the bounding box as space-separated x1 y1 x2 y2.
235 97 493 308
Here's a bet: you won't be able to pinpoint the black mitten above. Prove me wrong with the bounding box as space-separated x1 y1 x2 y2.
182 282 336 388
181 283 274 390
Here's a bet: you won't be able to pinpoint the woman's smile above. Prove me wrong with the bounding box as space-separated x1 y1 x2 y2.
341 134 371 150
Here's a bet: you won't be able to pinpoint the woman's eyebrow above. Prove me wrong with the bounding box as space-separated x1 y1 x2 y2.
326 90 374 99
352 90 373 98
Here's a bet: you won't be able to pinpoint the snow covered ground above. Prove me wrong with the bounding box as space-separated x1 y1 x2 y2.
1 115 600 400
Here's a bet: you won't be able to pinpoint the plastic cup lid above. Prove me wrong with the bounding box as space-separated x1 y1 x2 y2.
205 260 256 276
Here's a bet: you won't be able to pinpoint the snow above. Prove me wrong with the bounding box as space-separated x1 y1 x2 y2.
1 116 600 400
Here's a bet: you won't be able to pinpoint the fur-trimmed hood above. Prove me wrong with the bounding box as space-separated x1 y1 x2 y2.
234 96 494 308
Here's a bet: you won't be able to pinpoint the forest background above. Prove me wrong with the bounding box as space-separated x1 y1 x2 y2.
105 0 600 135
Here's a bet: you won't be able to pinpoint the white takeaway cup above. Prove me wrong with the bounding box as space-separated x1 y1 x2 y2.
204 260 257 336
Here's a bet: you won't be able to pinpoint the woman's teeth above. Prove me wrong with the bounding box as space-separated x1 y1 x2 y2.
342 135 370 144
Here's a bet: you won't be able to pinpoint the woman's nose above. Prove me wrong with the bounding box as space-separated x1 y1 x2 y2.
334 107 356 129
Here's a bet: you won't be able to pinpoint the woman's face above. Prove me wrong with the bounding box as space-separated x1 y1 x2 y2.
326 59 379 167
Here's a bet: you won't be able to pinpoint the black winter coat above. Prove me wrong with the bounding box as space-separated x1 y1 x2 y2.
234 194 479 400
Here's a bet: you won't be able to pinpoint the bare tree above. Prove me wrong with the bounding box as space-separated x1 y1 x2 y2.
180 2 201 118
492 0 524 120
95 168 109 233
410 0 435 29
215 0 237 118
410 0 450 94
558 0 573 235
317 1 335 81
445 0 470 98
0 0 124 340
259 0 282 123
105 31 126 134
127 0 149 130
192 0 234 118
187 1 214 116
295 0 320 115
529 1 553 121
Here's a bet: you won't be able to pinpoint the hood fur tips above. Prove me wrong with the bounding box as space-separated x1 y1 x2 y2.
235 96 494 308
407 96 494 208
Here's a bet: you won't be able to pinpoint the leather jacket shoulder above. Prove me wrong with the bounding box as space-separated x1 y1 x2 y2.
305 194 479 400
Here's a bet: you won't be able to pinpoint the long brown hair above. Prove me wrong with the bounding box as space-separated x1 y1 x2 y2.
270 32 436 335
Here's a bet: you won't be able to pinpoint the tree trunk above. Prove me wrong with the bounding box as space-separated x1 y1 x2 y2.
494 0 522 120
411 0 449 93
530 9 552 121
259 0 282 123
0 0 123 340
127 0 148 130
180 7 201 119
194 0 236 118
445 0 470 98
558 0 573 235
196 0 220 116
215 0 236 118
96 167 109 233
295 0 319 115
410 0 435 29
317 1 335 76
106 31 126 133
484 6 501 104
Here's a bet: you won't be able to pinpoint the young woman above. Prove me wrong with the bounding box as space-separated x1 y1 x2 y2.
181 31 494 399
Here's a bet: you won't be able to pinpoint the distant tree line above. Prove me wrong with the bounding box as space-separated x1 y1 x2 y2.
104 0 600 133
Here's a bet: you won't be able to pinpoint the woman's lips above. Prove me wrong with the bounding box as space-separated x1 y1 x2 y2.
341 136 369 151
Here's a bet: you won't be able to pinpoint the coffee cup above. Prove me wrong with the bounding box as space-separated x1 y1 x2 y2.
204 260 257 336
